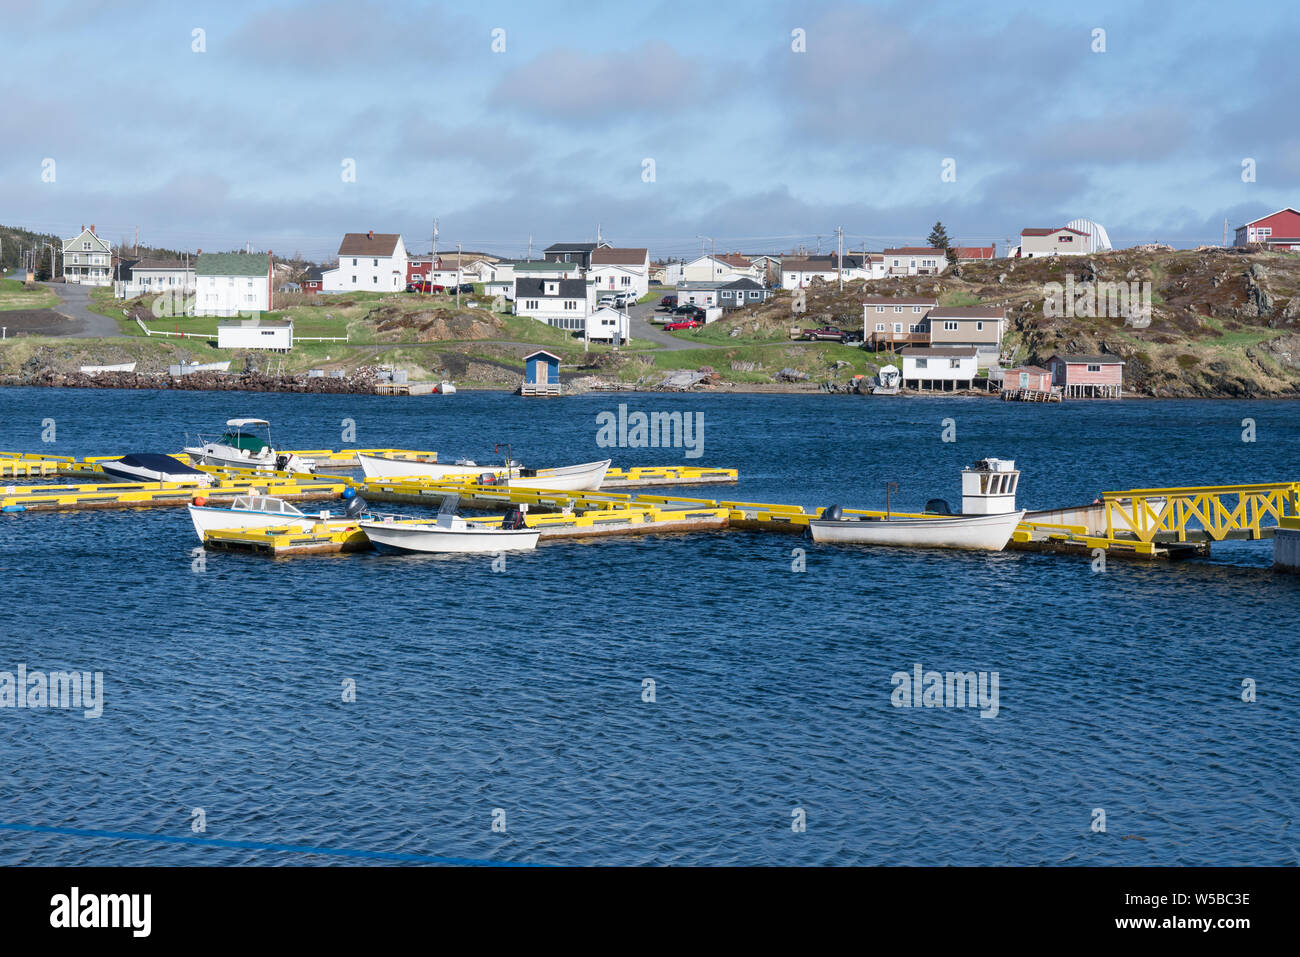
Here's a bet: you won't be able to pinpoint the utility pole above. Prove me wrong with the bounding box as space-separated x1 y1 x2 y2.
1223 218 1229 247
456 241 462 309
837 225 843 290
527 233 533 261
596 222 601 246
134 226 139 256
816 235 822 254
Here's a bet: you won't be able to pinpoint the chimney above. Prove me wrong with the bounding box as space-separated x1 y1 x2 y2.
367 230 374 240
90 224 95 234
197 248 202 255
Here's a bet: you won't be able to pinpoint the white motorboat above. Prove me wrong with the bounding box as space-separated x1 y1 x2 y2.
509 459 610 491
358 453 610 491
183 418 314 474
809 509 1025 551
808 458 1026 552
187 492 355 542
360 501 539 554
101 453 214 486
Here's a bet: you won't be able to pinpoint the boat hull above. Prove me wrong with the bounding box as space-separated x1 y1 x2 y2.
808 510 1025 551
102 455 212 486
509 459 610 492
188 504 328 541
357 453 494 481
359 521 540 554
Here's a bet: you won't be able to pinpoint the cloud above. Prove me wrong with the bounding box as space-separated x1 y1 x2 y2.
489 41 712 125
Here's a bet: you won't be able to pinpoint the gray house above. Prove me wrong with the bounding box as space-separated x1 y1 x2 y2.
718 278 773 309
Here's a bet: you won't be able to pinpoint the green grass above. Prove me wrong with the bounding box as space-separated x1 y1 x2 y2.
0 278 58 312
938 289 983 307
1196 316 1279 348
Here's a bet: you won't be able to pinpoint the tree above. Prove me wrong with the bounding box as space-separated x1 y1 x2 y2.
927 221 951 250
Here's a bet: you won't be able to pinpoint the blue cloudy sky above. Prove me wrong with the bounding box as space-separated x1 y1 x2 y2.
3 0 1297 261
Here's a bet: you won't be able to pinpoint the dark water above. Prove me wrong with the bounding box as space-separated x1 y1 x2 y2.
0 387 1296 866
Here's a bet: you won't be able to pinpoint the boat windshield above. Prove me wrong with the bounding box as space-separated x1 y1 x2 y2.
219 432 270 454
231 494 303 515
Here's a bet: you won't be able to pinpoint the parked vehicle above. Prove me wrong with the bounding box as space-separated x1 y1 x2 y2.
802 326 849 343
672 303 704 316
457 283 475 293
658 295 678 310
406 281 434 293
664 319 701 331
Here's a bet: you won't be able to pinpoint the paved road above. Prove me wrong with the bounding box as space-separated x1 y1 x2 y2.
627 297 704 351
42 281 124 338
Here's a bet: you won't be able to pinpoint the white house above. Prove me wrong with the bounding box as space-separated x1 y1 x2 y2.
882 247 948 276
515 277 592 331
585 306 629 343
780 254 877 289
116 258 196 299
589 247 650 298
900 346 979 391
1018 227 1089 258
675 280 726 308
61 225 112 285
682 254 758 283
217 317 293 351
194 252 273 317
322 231 408 292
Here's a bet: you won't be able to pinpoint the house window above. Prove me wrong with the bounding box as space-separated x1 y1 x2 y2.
373 258 379 266
1060 235 1073 243
1087 364 1102 372
351 276 357 284
944 321 958 331
976 321 984 331
876 306 884 313
749 291 759 299
621 276 630 286
83 241 91 250
352 258 357 266
915 358 928 369
949 358 961 369
909 323 922 332
913 306 922 313
1258 228 1272 237
893 306 902 313
875 323 885 332
893 323 902 333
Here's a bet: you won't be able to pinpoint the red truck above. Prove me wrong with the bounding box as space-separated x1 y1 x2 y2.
801 326 849 343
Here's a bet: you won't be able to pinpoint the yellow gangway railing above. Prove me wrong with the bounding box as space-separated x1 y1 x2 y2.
1104 482 1300 543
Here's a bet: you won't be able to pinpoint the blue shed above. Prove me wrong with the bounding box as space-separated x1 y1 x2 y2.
522 350 562 396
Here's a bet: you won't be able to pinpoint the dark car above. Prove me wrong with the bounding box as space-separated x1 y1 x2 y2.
456 283 475 293
658 295 678 310
673 303 704 316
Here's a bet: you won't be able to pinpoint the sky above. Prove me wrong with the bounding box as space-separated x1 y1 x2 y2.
2 0 1298 262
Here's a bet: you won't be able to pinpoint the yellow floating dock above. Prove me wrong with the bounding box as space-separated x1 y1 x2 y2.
202 502 731 555
0 475 352 512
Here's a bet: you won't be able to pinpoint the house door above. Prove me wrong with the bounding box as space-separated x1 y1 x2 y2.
1019 372 1029 389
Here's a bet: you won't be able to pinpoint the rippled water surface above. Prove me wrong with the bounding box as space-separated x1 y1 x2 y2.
0 387 1297 865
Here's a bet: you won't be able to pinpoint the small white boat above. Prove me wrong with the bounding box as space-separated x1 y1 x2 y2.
183 418 314 474
809 509 1025 551
102 453 213 486
360 512 539 554
510 459 610 492
81 362 137 374
808 458 1026 552
358 452 498 482
358 454 610 491
187 492 346 541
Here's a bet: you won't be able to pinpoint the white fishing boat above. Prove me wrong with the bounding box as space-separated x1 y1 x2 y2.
187 491 363 542
808 458 1025 552
358 453 610 491
183 419 315 474
80 362 137 375
359 498 539 554
101 453 214 486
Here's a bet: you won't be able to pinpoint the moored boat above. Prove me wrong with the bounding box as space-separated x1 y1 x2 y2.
358 453 610 491
187 491 364 541
183 418 314 474
359 499 539 554
808 458 1026 552
102 453 214 486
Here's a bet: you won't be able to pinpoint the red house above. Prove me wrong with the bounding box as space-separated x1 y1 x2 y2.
407 256 440 285
1234 208 1300 250
1047 354 1124 399
301 265 325 295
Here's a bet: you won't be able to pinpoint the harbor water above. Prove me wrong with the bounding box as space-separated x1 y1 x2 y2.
0 386 1296 865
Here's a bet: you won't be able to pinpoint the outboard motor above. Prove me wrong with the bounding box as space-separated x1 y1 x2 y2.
501 507 526 530
924 498 953 515
820 504 843 521
344 495 368 518
275 453 290 471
